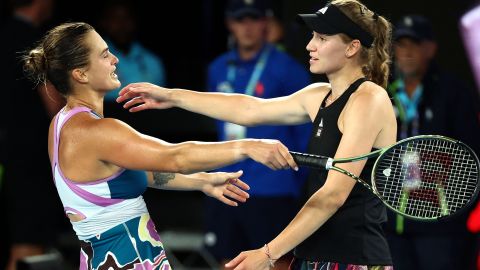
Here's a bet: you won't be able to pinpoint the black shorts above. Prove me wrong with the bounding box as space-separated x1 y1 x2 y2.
204 196 299 260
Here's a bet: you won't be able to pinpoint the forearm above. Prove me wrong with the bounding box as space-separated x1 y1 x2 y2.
171 89 260 126
171 140 249 174
149 172 207 191
267 190 343 259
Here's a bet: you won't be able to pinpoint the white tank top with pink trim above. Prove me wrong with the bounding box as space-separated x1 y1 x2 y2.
52 107 148 240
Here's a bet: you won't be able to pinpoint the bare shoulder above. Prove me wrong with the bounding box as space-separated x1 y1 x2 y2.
343 81 397 146
83 116 140 142
343 81 395 128
61 114 140 149
349 81 391 109
298 82 331 95
296 82 332 118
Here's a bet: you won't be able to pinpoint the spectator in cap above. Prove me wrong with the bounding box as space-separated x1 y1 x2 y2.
204 0 312 268
385 14 480 270
225 0 268 19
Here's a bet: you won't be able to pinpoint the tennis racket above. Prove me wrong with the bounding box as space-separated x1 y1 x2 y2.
290 135 480 221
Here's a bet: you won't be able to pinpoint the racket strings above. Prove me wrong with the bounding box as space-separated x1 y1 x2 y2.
374 139 478 219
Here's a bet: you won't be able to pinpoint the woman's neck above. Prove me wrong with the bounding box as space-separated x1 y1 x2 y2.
66 94 104 117
327 69 365 99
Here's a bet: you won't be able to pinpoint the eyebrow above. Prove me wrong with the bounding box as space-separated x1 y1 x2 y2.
100 47 109 55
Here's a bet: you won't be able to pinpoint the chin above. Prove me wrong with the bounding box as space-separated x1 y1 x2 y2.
309 66 324 75
112 80 121 89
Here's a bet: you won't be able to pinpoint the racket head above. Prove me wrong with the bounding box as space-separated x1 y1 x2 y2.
371 135 480 221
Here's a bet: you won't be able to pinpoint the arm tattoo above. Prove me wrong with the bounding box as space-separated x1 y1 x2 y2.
153 172 175 188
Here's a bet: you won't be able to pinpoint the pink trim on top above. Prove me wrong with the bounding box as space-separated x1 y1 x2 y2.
53 107 91 165
51 111 61 181
64 207 87 220
65 179 124 207
53 106 125 207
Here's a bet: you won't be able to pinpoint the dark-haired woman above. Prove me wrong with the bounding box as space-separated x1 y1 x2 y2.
23 22 299 269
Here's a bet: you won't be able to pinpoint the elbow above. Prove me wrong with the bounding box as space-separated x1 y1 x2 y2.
171 154 192 174
169 144 198 174
171 158 189 174
309 190 349 212
236 111 257 127
328 194 348 210
236 98 260 127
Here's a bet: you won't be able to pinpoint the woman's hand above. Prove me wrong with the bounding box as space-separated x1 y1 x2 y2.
201 171 250 206
116 82 174 112
225 248 271 270
244 139 299 171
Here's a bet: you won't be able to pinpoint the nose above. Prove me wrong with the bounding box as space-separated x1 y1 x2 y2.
112 53 119 65
306 37 315 52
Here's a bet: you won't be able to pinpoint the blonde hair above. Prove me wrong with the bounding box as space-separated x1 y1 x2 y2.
331 0 392 88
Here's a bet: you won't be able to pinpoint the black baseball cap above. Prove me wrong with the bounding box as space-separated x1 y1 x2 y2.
393 15 435 42
226 0 267 19
297 4 374 48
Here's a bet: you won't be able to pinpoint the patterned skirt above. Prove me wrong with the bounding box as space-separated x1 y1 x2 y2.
289 258 394 270
79 214 171 270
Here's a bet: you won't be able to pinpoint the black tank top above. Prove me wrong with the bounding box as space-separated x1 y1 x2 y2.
294 78 392 265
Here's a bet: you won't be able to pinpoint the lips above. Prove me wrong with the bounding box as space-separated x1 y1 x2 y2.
111 67 118 79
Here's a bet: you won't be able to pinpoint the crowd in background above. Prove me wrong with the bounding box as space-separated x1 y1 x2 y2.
1 0 480 269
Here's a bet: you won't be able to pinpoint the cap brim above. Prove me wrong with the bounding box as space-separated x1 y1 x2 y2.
228 8 264 19
297 13 339 35
393 29 422 41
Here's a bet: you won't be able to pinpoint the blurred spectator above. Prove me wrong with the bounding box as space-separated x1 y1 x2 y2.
265 9 285 51
0 0 65 269
204 0 311 269
460 3 480 94
98 0 166 129
461 4 480 270
386 14 480 270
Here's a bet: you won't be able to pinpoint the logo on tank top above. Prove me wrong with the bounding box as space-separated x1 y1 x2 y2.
315 118 324 137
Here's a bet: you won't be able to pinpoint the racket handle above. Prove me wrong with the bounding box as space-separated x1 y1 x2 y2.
290 151 330 170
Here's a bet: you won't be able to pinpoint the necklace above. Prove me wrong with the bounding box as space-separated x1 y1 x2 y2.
326 91 339 105
326 77 364 105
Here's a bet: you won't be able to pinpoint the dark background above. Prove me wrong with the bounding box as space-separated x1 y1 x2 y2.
1 0 479 268
2 0 477 92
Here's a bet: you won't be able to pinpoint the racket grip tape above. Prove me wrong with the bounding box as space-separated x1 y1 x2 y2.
290 151 329 169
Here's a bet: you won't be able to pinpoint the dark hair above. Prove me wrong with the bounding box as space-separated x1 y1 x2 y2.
331 0 392 88
23 22 94 96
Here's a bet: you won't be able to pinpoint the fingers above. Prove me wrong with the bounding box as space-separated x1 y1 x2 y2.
268 142 298 171
229 170 244 180
278 144 299 171
231 177 250 191
116 85 142 103
123 96 144 109
117 83 137 96
123 97 153 112
218 196 238 207
225 185 249 202
264 150 290 171
225 252 246 269
128 103 149 113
